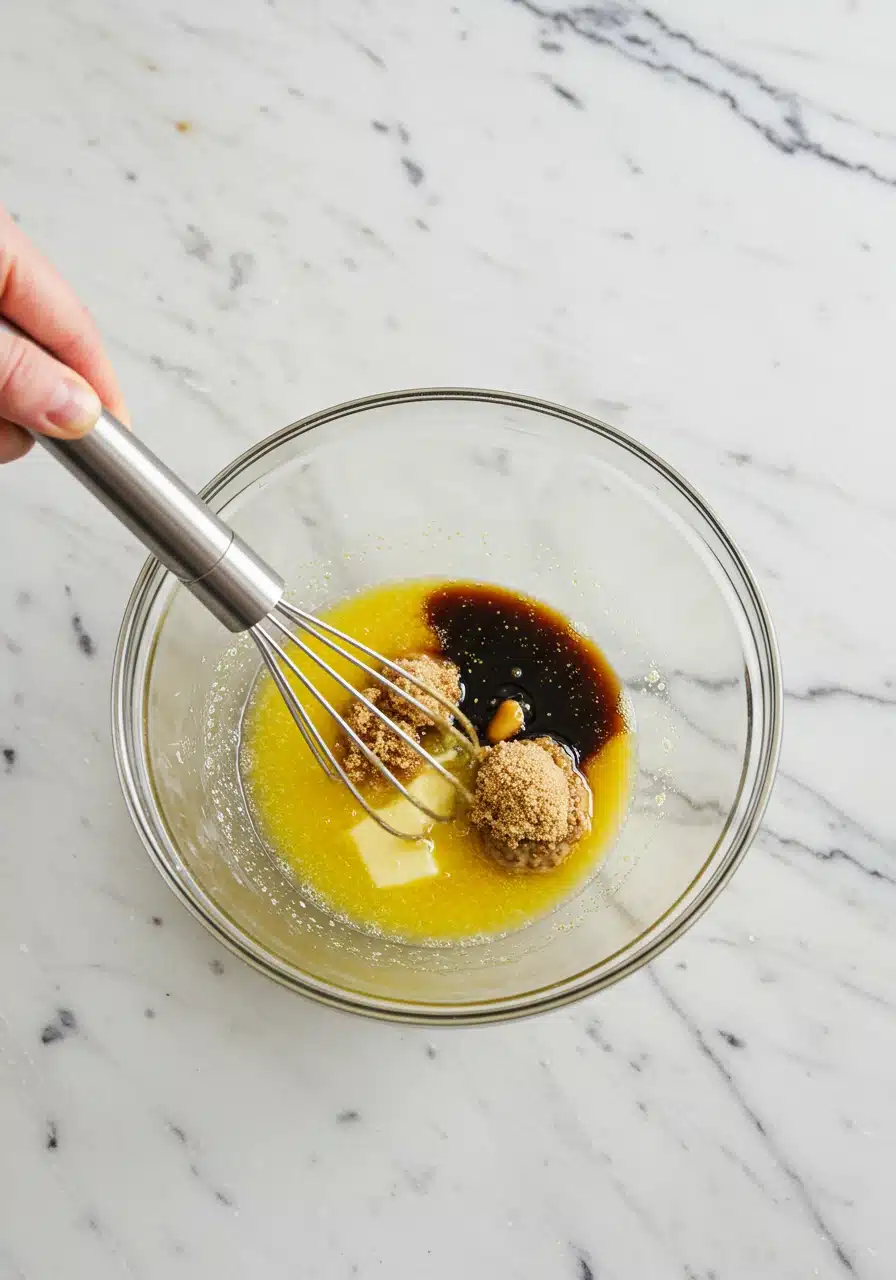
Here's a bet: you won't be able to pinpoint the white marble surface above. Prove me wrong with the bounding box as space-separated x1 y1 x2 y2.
1 1 894 1276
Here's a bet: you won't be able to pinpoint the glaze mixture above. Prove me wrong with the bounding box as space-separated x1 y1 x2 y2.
241 579 632 942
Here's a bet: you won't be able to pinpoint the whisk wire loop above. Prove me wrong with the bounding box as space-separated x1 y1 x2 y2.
250 601 479 840
276 601 479 756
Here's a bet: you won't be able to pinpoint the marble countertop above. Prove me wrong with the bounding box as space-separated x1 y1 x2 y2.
1 2 894 1276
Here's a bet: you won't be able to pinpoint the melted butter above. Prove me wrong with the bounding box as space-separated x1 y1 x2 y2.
241 579 633 943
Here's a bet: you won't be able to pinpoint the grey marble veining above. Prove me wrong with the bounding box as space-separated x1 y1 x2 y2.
1 1 894 1277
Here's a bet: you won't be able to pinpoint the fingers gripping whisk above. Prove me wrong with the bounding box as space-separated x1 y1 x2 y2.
249 600 479 840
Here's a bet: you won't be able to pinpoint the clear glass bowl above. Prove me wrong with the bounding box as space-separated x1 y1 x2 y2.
112 389 782 1024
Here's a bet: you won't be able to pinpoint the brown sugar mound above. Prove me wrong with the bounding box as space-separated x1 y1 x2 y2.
472 741 569 847
342 688 421 782
341 654 461 784
471 736 592 870
378 654 461 729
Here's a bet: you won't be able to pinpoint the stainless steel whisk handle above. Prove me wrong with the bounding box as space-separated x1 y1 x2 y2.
41 413 284 631
1 319 283 632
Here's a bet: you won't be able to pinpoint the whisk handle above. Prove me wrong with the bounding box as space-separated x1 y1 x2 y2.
0 315 282 630
40 411 284 630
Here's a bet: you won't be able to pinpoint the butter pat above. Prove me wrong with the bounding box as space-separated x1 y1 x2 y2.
351 765 456 888
352 821 439 888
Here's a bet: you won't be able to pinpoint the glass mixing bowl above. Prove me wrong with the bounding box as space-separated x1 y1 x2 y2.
112 389 781 1024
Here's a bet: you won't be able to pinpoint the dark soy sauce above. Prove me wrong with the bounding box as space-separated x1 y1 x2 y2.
425 583 625 766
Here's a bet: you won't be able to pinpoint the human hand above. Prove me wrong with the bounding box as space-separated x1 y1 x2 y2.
0 206 128 463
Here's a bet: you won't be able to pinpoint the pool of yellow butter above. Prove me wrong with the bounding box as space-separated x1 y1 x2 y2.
241 579 633 943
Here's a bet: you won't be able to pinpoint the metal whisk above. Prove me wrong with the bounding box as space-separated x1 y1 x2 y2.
10 324 477 838
249 602 478 836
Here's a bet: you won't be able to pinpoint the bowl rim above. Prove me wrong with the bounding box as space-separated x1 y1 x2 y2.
111 386 783 1025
